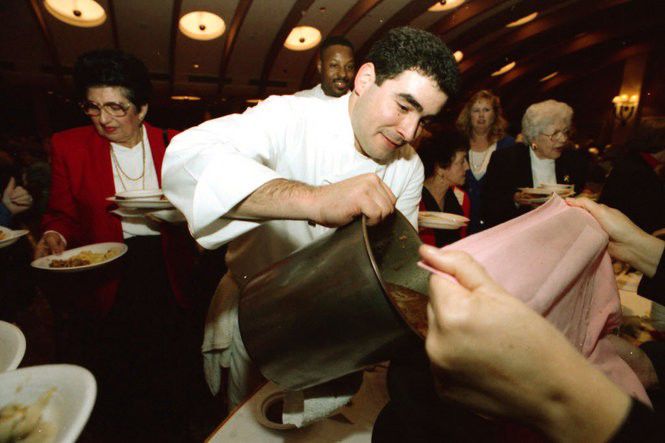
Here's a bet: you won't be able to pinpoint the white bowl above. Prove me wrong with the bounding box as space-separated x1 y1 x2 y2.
0 321 25 372
0 364 96 443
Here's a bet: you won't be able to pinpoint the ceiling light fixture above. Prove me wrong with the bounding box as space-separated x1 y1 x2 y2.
539 71 558 82
284 26 321 51
506 12 538 28
44 0 106 27
491 61 515 77
179 11 226 41
171 95 202 101
453 50 463 62
428 0 466 12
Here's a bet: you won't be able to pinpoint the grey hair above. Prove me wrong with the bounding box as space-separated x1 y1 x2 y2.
521 100 573 144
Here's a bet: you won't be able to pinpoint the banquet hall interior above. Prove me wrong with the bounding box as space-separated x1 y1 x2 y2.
0 0 664 442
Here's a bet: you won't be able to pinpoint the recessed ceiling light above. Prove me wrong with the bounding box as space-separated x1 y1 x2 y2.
44 0 106 27
491 61 516 77
171 95 201 101
453 50 463 62
193 64 200 69
506 12 538 28
179 11 226 41
284 26 321 51
428 0 466 12
539 71 558 82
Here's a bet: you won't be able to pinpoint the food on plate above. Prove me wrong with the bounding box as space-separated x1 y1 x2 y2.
0 389 56 443
0 231 5 241
385 283 428 337
49 248 120 268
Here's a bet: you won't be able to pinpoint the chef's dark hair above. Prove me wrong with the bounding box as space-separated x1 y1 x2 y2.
418 131 467 178
366 27 459 99
73 49 152 109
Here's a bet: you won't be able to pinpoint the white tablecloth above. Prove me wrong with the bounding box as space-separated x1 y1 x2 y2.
207 366 389 442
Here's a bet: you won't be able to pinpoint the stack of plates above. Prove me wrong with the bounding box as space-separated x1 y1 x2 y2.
106 189 173 209
418 211 469 230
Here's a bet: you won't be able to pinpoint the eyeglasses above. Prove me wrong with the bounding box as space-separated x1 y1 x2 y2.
542 129 570 141
80 101 132 117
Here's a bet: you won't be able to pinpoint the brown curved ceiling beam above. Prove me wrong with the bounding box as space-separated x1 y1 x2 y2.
300 0 384 90
428 0 520 40
491 22 656 94
355 0 436 63
168 0 183 95
457 0 631 78
27 0 62 86
218 0 253 95
107 0 119 49
258 0 316 96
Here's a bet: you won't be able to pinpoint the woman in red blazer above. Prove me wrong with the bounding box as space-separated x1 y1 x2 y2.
35 49 202 440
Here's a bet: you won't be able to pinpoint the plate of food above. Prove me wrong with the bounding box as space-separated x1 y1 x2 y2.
0 226 29 249
31 242 128 272
106 196 173 209
0 321 25 372
518 187 574 197
115 189 163 200
0 364 96 443
418 211 469 230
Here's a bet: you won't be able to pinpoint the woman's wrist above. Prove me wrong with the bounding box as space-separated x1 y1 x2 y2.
625 232 664 278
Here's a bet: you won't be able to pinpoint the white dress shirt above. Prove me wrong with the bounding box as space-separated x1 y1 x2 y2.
529 146 557 187
163 93 424 283
293 84 337 100
110 126 160 238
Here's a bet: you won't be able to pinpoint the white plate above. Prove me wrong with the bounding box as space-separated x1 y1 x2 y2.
145 209 187 224
418 211 469 224
115 189 163 200
418 211 468 230
106 196 173 209
0 321 25 372
0 364 96 443
519 187 574 197
0 226 29 249
31 242 128 273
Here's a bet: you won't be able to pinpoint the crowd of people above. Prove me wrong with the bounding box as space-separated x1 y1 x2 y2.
1 25 663 442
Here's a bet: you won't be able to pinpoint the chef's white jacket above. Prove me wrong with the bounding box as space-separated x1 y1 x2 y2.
163 93 424 284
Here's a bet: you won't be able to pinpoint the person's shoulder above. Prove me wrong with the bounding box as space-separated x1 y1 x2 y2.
493 141 525 160
51 126 98 152
496 135 516 150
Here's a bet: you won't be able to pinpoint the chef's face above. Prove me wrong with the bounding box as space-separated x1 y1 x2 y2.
318 44 355 97
533 119 570 160
442 151 469 187
351 65 448 163
85 86 147 147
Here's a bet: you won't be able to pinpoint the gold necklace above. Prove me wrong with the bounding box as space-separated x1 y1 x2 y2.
110 134 146 191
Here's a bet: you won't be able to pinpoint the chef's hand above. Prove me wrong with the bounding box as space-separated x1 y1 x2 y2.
566 198 664 278
2 177 33 215
35 231 66 259
310 173 397 227
420 245 631 443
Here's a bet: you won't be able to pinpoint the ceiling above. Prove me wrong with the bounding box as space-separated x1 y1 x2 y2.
0 0 663 134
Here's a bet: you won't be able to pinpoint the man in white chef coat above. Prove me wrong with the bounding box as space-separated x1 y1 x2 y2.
162 26 460 408
295 35 356 99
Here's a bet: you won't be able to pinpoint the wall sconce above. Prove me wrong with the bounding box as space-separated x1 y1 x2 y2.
612 94 638 125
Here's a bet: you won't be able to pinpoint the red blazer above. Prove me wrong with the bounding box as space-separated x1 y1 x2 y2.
41 123 194 315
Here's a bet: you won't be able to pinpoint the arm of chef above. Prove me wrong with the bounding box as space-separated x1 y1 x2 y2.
162 97 292 249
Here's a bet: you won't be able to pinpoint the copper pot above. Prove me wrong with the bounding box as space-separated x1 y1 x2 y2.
238 211 428 390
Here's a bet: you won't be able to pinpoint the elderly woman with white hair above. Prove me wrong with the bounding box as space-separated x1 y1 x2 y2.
482 99 588 227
